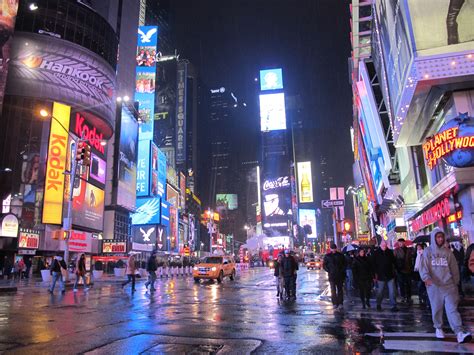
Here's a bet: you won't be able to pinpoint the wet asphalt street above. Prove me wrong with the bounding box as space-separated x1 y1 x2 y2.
0 267 473 354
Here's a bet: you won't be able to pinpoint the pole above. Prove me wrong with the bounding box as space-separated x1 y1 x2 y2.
63 142 78 264
332 207 339 249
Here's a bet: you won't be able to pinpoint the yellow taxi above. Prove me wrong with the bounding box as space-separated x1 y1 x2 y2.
193 256 236 283
306 258 322 270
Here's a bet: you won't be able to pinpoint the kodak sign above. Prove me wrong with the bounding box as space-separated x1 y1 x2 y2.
42 102 71 224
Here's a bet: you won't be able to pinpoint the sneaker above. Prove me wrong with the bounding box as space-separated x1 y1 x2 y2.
435 329 445 339
457 331 472 344
376 305 382 311
73 288 78 292
84 287 90 292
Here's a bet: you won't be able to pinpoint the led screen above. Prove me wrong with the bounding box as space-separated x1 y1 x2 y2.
259 93 287 132
72 180 105 231
260 68 283 91
131 197 161 225
296 162 314 203
216 194 238 211
89 153 106 185
299 209 317 239
261 175 291 236
136 140 150 197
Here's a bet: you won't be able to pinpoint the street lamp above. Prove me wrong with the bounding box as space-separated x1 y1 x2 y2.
29 3 38 11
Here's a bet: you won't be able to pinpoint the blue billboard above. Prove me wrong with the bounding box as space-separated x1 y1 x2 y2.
161 200 170 227
136 140 150 196
158 148 167 198
131 197 161 225
260 68 283 91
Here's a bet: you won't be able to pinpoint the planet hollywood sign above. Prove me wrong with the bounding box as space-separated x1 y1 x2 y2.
409 198 451 233
423 113 474 170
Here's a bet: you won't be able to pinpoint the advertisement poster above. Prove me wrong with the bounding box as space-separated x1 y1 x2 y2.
297 162 314 203
299 209 317 239
117 106 138 209
155 60 177 150
167 184 179 208
157 148 167 198
262 175 291 236
161 200 170 227
102 241 126 253
259 93 287 132
89 153 106 186
59 230 92 253
179 172 186 209
131 197 161 225
136 140 150 197
72 180 105 231
156 225 167 251
135 26 158 142
260 68 283 91
42 102 71 225
8 33 116 123
18 229 39 249
169 205 178 251
0 0 19 112
132 225 157 245
407 0 474 55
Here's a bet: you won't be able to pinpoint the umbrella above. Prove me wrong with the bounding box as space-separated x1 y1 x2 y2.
342 244 358 253
413 235 430 244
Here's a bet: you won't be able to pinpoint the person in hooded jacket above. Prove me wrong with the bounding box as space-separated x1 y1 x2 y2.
419 227 472 343
352 248 373 309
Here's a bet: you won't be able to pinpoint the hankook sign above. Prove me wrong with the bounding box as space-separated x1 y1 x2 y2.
6 33 116 125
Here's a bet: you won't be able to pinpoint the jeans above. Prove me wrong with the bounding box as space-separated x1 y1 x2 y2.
346 269 353 289
74 274 88 289
146 271 157 290
122 274 136 290
329 279 344 306
284 276 294 298
276 276 284 295
50 271 65 292
376 278 397 307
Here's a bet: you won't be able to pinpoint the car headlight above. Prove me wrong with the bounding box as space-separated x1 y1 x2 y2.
211 267 217 271
193 266 198 271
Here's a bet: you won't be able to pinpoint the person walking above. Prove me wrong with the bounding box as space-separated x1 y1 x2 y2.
413 243 429 308
48 255 67 294
352 248 373 309
394 238 414 304
73 254 89 292
419 227 472 343
345 251 355 290
451 242 465 297
281 250 298 300
145 252 158 292
274 254 284 299
323 243 347 310
372 241 398 312
122 254 137 292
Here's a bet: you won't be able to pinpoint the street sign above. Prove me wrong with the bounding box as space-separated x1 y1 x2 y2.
321 199 345 208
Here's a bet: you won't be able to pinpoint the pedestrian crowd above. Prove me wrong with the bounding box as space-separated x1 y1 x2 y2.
322 228 473 343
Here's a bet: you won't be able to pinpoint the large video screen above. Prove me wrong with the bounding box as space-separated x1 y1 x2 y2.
407 0 474 56
262 175 291 236
260 68 283 91
296 162 314 203
259 93 287 132
72 180 105 231
117 106 138 210
299 209 317 239
136 140 150 197
216 194 238 211
131 197 161 225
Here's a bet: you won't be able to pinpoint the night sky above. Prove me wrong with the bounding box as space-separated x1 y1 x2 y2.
172 0 354 199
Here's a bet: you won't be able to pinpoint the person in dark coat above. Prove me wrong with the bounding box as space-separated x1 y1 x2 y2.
274 254 284 299
371 241 398 312
451 242 465 297
281 250 298 300
352 248 373 309
145 252 158 292
394 238 415 304
323 243 347 310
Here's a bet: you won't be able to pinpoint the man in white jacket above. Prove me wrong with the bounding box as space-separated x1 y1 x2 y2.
419 227 471 343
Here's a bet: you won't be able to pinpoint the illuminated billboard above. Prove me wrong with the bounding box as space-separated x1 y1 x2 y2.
0 0 18 113
262 175 291 236
260 68 283 91
42 102 71 225
89 153 106 186
176 61 187 165
136 140 150 197
135 26 158 141
296 162 314 203
131 197 161 225
216 194 238 211
407 0 474 56
72 180 105 231
299 209 317 239
117 106 138 210
259 93 287 132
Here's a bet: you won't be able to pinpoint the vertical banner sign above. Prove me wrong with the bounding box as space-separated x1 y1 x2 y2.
0 0 19 113
297 162 314 203
136 140 150 197
175 61 187 165
135 26 158 141
42 102 71 224
157 148 167 198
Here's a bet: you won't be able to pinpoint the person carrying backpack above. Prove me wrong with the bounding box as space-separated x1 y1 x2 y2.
49 255 67 294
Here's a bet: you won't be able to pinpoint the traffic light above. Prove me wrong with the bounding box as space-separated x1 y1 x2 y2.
344 220 351 232
76 141 86 162
82 143 91 166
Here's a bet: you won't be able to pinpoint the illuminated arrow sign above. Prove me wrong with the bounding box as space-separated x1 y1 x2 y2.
321 199 345 208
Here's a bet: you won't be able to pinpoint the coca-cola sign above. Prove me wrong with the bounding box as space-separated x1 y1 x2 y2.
263 176 290 191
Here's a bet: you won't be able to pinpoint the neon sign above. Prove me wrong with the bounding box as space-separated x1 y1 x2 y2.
410 198 451 232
